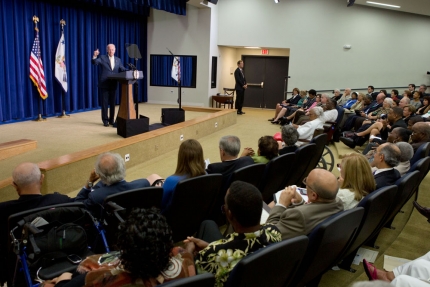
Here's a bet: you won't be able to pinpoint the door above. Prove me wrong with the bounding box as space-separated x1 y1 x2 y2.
242 56 289 109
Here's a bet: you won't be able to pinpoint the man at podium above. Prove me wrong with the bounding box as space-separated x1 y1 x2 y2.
92 44 126 127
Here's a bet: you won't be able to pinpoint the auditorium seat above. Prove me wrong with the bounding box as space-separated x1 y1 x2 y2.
284 143 317 186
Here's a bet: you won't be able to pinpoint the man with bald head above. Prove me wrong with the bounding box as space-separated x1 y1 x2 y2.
92 44 126 127
372 143 401 189
75 152 152 217
0 163 72 284
267 169 344 240
410 122 430 152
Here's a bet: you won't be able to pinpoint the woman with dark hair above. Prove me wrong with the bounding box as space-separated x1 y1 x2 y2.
43 208 195 287
416 96 430 115
411 91 423 109
241 136 279 163
162 139 206 210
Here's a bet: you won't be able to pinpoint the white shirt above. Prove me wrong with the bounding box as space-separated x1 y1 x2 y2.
337 188 360 210
323 109 338 122
296 118 324 146
109 55 115 70
373 167 394 175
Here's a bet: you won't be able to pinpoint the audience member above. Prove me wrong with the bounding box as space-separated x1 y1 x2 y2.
322 99 339 123
337 154 376 210
390 89 401 101
266 169 344 240
419 84 429 97
272 89 317 124
342 92 358 109
162 139 206 210
184 181 281 286
295 106 325 144
337 88 352 106
363 254 430 287
75 152 155 217
399 96 410 108
407 115 424 130
0 162 73 284
410 122 430 152
241 136 279 164
402 90 412 100
349 92 365 111
333 88 342 101
408 84 416 93
287 94 322 125
342 93 385 132
411 91 423 109
270 90 308 124
269 87 301 121
395 142 414 176
278 125 299 155
402 104 416 125
367 85 378 100
372 143 401 189
206 135 254 178
46 208 195 287
416 96 430 115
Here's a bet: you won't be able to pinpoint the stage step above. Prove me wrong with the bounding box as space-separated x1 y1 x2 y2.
0 139 37 161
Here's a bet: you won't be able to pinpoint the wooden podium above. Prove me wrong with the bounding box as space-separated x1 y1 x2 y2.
108 71 148 138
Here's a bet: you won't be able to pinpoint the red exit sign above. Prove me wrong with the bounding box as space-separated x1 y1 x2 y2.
261 49 269 55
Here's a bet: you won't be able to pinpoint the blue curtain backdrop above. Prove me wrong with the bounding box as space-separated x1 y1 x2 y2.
0 0 147 124
150 55 195 87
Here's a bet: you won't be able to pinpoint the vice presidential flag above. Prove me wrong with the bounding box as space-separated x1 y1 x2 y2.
55 33 67 92
29 29 48 99
171 56 181 82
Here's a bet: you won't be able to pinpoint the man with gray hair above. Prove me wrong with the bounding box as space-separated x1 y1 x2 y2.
206 135 254 177
75 152 151 217
295 106 325 144
399 96 410 108
419 84 429 97
337 88 352 106
0 163 73 283
279 125 299 155
372 143 401 189
395 142 414 176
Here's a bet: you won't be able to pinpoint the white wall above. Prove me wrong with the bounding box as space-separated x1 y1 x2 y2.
217 0 430 92
147 5 212 106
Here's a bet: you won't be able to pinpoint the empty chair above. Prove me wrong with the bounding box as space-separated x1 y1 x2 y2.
159 273 215 287
163 174 223 242
103 186 163 211
292 208 364 287
410 142 430 166
225 235 309 287
259 152 297 203
408 157 430 200
229 163 266 188
298 133 328 183
284 143 317 186
339 186 396 272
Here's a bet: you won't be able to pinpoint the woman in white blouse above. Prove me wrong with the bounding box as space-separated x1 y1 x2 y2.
337 153 376 210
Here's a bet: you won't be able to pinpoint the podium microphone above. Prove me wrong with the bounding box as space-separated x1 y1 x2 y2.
128 63 137 70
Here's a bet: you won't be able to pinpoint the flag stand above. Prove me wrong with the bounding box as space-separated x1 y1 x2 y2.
33 98 46 122
56 19 69 118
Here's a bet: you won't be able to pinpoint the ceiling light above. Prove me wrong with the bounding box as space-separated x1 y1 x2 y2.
366 1 400 8
244 47 261 49
274 0 280 3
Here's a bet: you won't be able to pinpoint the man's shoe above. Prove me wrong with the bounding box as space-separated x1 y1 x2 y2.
413 201 430 222
340 137 356 148
103 123 109 127
237 111 242 115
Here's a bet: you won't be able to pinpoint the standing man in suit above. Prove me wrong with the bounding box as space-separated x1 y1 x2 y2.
267 169 344 240
234 60 247 115
92 44 126 127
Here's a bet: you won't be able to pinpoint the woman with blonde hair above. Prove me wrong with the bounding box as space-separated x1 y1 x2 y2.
337 153 376 210
162 139 206 210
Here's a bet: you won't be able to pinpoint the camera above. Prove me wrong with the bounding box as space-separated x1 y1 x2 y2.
380 114 387 120
427 71 430 75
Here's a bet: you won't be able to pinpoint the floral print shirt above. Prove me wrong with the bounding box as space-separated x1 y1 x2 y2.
195 223 281 287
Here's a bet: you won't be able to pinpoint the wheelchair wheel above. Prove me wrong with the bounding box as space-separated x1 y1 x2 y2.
318 145 334 172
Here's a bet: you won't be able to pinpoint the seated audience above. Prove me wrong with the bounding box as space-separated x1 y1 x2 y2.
184 181 281 286
338 154 376 210
271 89 316 124
206 135 254 177
162 139 206 210
75 152 155 217
411 91 423 109
399 96 410 108
342 92 358 109
295 106 325 144
339 93 368 128
342 93 385 132
416 96 430 115
407 115 424 130
337 88 352 106
394 142 414 176
269 87 301 121
419 84 430 97
266 169 344 240
402 104 416 125
363 253 430 287
372 143 401 189
410 122 430 152
241 135 279 164
284 94 322 125
322 98 339 123
278 125 299 155
390 89 401 101
402 90 412 100
0 162 73 285
332 88 342 101
46 208 195 287
408 83 416 93
349 92 365 111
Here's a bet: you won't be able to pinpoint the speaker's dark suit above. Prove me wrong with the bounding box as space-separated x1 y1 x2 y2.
234 67 246 112
75 178 149 218
374 168 400 189
91 54 126 125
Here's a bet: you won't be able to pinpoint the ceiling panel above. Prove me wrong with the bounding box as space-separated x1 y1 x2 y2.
354 0 430 17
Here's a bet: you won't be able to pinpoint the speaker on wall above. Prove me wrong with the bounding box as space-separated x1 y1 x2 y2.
208 0 218 4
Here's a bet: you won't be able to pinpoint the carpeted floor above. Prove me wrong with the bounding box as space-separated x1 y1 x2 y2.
2 104 430 286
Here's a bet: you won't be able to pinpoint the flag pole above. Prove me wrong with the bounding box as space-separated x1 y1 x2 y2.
32 15 46 122
57 19 69 118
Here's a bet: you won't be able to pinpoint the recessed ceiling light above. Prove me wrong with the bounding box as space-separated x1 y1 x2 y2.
366 1 400 8
274 0 280 3
244 47 261 49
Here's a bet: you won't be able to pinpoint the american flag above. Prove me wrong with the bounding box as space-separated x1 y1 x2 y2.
29 29 48 99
